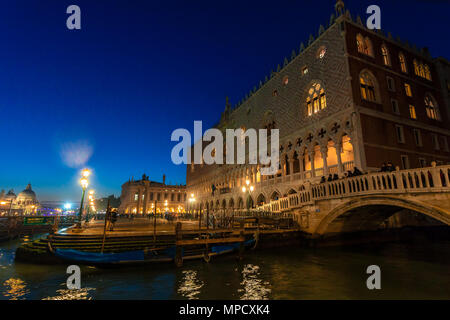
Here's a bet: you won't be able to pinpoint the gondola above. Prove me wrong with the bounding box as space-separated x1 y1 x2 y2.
48 238 255 267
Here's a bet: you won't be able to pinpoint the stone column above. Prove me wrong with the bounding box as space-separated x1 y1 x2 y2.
299 154 305 180
142 187 148 214
136 188 142 214
288 158 295 176
320 146 328 177
335 142 343 175
280 157 286 176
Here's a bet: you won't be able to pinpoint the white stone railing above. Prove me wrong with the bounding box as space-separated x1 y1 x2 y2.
255 164 450 213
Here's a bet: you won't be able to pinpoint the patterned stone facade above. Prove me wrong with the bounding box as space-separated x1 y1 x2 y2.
186 2 450 215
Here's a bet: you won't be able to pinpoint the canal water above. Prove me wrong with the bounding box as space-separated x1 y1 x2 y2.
1 234 450 300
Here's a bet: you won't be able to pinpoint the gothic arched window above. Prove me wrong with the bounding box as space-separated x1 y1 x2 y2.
306 82 326 116
399 53 407 73
425 94 440 120
414 60 432 80
359 71 377 102
356 34 373 57
381 45 390 66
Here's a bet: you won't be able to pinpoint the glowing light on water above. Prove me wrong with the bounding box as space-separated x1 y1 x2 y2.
3 278 30 300
42 287 95 300
238 264 271 300
177 270 204 299
60 140 93 168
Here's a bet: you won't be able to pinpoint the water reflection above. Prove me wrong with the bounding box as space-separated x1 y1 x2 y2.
42 286 95 300
3 278 29 300
177 270 204 299
239 264 271 300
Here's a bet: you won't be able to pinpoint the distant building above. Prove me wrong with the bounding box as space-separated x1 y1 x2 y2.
0 184 39 215
118 174 186 214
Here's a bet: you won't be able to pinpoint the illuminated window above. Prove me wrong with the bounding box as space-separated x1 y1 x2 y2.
282 76 289 86
425 94 440 120
301 66 308 75
409 105 417 119
381 45 390 66
356 34 373 56
404 83 412 97
414 60 420 75
318 46 326 59
306 82 326 116
134 193 138 201
240 126 246 143
272 90 278 97
360 72 376 102
399 53 407 73
414 59 432 80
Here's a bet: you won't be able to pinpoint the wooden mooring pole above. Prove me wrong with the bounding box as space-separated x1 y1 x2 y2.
175 222 183 267
238 220 245 260
153 200 157 247
101 199 110 254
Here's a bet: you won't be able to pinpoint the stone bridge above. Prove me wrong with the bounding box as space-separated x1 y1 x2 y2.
255 164 450 238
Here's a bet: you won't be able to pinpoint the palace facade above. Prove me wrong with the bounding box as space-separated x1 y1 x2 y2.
186 1 450 214
118 174 186 214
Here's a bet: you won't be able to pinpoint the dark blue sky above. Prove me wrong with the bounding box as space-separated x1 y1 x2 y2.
0 0 448 202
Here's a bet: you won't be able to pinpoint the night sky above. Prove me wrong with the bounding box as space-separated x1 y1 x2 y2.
0 0 448 202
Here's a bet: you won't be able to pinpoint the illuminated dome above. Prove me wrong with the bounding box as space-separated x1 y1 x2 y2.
4 189 16 201
17 184 37 204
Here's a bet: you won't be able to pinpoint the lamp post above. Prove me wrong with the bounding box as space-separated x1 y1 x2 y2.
241 179 254 217
86 190 95 223
188 193 195 220
76 169 90 228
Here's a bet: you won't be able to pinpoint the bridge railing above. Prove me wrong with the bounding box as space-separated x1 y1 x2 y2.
257 164 450 213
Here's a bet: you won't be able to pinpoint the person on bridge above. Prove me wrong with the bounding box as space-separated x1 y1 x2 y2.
109 208 118 231
353 167 363 176
320 176 326 183
327 174 333 182
386 162 395 172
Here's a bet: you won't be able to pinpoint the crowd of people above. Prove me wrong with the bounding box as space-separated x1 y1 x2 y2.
380 162 396 172
319 166 364 183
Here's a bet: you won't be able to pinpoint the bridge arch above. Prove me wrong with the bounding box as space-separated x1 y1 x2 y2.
314 195 450 236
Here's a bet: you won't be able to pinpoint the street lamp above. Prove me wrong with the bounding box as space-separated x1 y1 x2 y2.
76 169 90 228
86 190 95 222
242 179 254 217
188 193 196 218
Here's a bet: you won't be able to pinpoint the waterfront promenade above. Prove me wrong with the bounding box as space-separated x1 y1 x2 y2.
62 218 199 236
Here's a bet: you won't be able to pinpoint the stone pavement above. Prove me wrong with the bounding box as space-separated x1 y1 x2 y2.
59 217 199 236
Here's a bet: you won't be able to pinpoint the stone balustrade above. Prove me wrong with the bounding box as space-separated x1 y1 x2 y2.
256 164 450 213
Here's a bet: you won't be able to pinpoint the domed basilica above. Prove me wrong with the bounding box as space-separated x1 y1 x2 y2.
0 184 39 215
